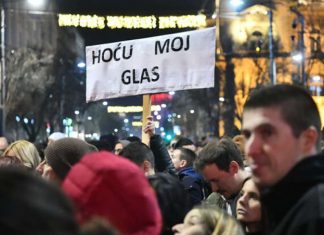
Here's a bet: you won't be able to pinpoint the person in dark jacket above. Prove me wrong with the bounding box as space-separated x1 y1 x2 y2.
144 116 177 176
148 173 191 235
172 147 205 206
242 84 324 235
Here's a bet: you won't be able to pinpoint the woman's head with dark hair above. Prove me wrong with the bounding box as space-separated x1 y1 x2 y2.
148 173 192 235
0 167 78 235
236 178 265 234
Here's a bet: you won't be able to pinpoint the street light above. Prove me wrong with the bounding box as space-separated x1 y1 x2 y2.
0 4 6 135
27 0 46 8
230 0 276 84
292 52 303 62
268 8 276 84
230 0 244 7
77 61 86 68
0 0 47 135
290 6 306 85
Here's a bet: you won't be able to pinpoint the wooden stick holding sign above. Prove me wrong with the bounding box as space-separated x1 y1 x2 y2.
141 94 151 146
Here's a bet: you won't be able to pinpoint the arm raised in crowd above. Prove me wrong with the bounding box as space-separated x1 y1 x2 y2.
144 116 177 176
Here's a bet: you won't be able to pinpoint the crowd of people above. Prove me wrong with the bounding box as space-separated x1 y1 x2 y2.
0 84 324 235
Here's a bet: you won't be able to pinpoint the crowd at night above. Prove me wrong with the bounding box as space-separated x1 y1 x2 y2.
0 1 324 235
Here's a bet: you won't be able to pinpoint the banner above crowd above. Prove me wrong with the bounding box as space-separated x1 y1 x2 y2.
58 14 207 29
86 27 216 101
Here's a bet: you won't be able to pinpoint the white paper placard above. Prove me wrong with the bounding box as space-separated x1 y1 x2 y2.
86 27 216 101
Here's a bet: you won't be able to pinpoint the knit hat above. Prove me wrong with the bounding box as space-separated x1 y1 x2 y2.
62 151 162 235
45 138 96 180
48 132 66 142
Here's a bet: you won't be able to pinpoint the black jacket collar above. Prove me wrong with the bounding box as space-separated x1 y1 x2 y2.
261 153 324 229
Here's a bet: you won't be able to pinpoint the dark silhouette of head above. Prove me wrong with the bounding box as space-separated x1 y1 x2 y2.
148 173 191 235
0 167 78 235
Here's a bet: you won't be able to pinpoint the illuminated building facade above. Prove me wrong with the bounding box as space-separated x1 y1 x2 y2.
216 0 324 131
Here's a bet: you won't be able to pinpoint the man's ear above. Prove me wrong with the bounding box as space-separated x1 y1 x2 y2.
301 126 318 154
143 160 152 173
229 161 240 175
42 164 61 183
179 159 187 168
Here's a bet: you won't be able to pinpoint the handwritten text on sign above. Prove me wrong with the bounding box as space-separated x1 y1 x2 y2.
86 27 216 101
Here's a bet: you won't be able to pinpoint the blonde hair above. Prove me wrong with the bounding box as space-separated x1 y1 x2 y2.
2 140 41 169
192 205 244 235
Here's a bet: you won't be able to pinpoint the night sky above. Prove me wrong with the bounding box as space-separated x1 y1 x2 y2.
56 0 214 46
56 0 211 15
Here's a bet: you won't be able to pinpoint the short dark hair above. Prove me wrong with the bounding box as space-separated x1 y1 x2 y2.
176 147 197 167
120 142 154 167
148 173 191 234
244 84 321 148
174 137 194 149
195 137 244 172
126 136 142 143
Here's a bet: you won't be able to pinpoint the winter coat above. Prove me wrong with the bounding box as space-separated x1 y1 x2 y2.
262 153 324 235
150 135 177 176
178 166 205 206
62 151 162 235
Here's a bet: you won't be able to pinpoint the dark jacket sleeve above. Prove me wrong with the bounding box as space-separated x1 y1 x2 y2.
181 175 204 206
150 134 177 176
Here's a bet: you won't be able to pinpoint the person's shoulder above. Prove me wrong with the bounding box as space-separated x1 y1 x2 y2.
272 184 324 235
179 167 202 179
205 192 226 205
302 183 324 206
179 171 198 184
297 183 324 199
291 183 324 219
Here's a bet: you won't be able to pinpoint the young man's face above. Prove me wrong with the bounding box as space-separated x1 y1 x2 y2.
171 149 183 170
202 163 237 199
242 106 306 187
114 143 123 155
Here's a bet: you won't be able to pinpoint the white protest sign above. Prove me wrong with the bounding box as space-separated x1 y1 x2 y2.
86 27 216 101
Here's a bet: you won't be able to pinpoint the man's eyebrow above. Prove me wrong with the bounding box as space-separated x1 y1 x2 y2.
243 122 274 131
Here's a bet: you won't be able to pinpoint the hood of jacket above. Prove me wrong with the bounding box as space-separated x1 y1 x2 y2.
62 151 162 235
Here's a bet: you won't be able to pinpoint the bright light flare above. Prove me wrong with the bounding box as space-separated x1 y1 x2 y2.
292 53 303 62
27 0 45 8
230 0 244 7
